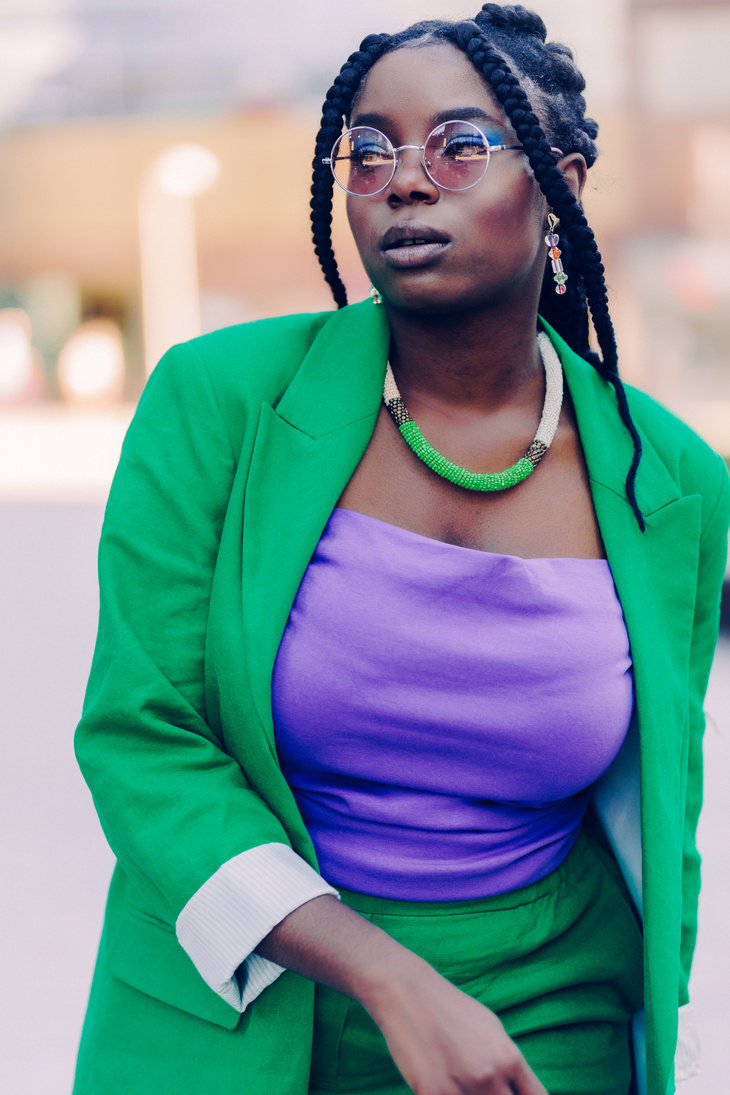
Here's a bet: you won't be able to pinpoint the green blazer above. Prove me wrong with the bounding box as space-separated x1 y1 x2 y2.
75 300 729 1095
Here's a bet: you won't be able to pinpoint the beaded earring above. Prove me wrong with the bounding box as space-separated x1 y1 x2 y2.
369 284 383 304
545 214 567 296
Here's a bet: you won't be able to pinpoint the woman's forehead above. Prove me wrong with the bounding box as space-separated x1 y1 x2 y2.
351 42 506 127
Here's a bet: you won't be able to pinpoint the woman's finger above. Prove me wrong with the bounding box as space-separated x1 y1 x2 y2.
509 1058 549 1095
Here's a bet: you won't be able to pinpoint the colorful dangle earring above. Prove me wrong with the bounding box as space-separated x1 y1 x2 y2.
545 214 568 296
369 284 383 304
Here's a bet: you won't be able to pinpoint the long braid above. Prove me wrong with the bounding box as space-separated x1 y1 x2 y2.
311 7 645 530
453 18 644 529
310 34 390 308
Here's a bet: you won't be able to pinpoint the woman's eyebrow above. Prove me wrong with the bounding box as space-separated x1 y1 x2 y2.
350 107 507 130
431 107 506 127
349 111 393 129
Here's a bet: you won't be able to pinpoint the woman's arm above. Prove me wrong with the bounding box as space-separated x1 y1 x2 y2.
258 895 547 1095
76 340 336 1011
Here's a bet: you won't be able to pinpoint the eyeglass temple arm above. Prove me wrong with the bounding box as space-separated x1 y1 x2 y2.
486 144 564 154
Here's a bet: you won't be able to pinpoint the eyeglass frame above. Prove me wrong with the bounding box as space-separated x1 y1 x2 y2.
322 120 564 196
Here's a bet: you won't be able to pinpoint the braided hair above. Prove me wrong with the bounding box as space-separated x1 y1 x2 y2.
310 4 645 530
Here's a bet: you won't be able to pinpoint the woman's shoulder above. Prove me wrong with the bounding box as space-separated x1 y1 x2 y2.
623 382 729 517
543 318 729 519
181 309 336 404
137 309 341 453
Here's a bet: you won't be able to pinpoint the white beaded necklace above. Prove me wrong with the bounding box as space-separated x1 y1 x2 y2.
382 332 564 492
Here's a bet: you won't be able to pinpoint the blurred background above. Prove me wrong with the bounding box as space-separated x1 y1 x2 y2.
2 0 730 491
1 1 729 1092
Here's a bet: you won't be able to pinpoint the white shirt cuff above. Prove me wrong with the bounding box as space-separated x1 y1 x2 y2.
175 842 339 1013
675 1002 700 1083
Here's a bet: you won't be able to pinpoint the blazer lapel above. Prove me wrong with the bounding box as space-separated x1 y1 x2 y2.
557 331 701 793
241 301 390 745
555 328 702 996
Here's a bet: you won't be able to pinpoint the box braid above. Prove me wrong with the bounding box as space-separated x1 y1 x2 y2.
311 34 390 308
310 5 645 529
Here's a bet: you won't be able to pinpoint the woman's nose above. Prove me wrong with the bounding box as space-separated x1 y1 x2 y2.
387 147 439 204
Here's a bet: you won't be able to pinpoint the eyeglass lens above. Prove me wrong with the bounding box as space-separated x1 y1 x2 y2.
330 121 490 196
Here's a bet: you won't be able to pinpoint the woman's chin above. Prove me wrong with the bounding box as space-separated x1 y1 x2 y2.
383 283 507 318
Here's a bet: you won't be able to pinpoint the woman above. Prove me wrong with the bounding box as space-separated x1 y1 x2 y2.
73 6 729 1095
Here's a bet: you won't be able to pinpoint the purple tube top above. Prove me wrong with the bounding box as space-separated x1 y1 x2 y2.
272 508 634 901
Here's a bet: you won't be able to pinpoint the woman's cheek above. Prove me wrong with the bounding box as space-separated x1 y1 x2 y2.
346 205 381 276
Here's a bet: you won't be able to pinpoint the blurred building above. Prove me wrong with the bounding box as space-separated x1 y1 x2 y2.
617 0 730 452
0 0 728 460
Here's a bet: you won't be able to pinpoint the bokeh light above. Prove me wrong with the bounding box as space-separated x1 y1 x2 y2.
0 307 47 403
0 308 33 400
57 319 125 404
152 143 221 198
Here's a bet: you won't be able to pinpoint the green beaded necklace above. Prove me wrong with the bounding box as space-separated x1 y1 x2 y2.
383 332 564 492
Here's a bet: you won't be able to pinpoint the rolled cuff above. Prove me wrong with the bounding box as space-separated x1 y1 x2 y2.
675 1002 700 1084
175 842 339 1012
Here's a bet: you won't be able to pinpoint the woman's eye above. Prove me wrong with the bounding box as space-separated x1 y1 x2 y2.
443 136 487 160
352 144 389 165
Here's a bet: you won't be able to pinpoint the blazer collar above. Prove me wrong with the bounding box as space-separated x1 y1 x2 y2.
274 298 390 437
277 300 682 519
539 318 681 518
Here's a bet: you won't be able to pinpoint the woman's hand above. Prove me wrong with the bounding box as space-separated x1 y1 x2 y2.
364 960 547 1095
257 894 547 1095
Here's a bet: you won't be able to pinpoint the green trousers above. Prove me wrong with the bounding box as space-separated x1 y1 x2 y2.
74 831 642 1095
310 831 644 1095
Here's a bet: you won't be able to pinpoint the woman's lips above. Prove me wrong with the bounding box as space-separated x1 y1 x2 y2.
379 223 452 269
380 239 451 268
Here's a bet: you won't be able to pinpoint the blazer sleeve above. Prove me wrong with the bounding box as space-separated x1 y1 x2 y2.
75 341 336 1011
680 452 730 993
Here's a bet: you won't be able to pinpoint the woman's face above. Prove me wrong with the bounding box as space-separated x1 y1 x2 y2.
345 42 555 316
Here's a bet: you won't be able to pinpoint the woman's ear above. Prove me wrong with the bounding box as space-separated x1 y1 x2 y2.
556 152 587 202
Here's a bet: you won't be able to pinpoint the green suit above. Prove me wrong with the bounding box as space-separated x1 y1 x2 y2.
74 300 730 1095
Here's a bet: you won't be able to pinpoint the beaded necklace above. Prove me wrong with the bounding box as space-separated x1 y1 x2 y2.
382 331 564 492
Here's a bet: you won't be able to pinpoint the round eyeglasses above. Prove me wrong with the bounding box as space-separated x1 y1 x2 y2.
322 120 523 196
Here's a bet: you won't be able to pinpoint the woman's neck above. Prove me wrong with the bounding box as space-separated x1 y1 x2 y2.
384 301 544 415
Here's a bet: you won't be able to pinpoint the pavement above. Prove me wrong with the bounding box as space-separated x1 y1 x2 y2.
1 501 728 1094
